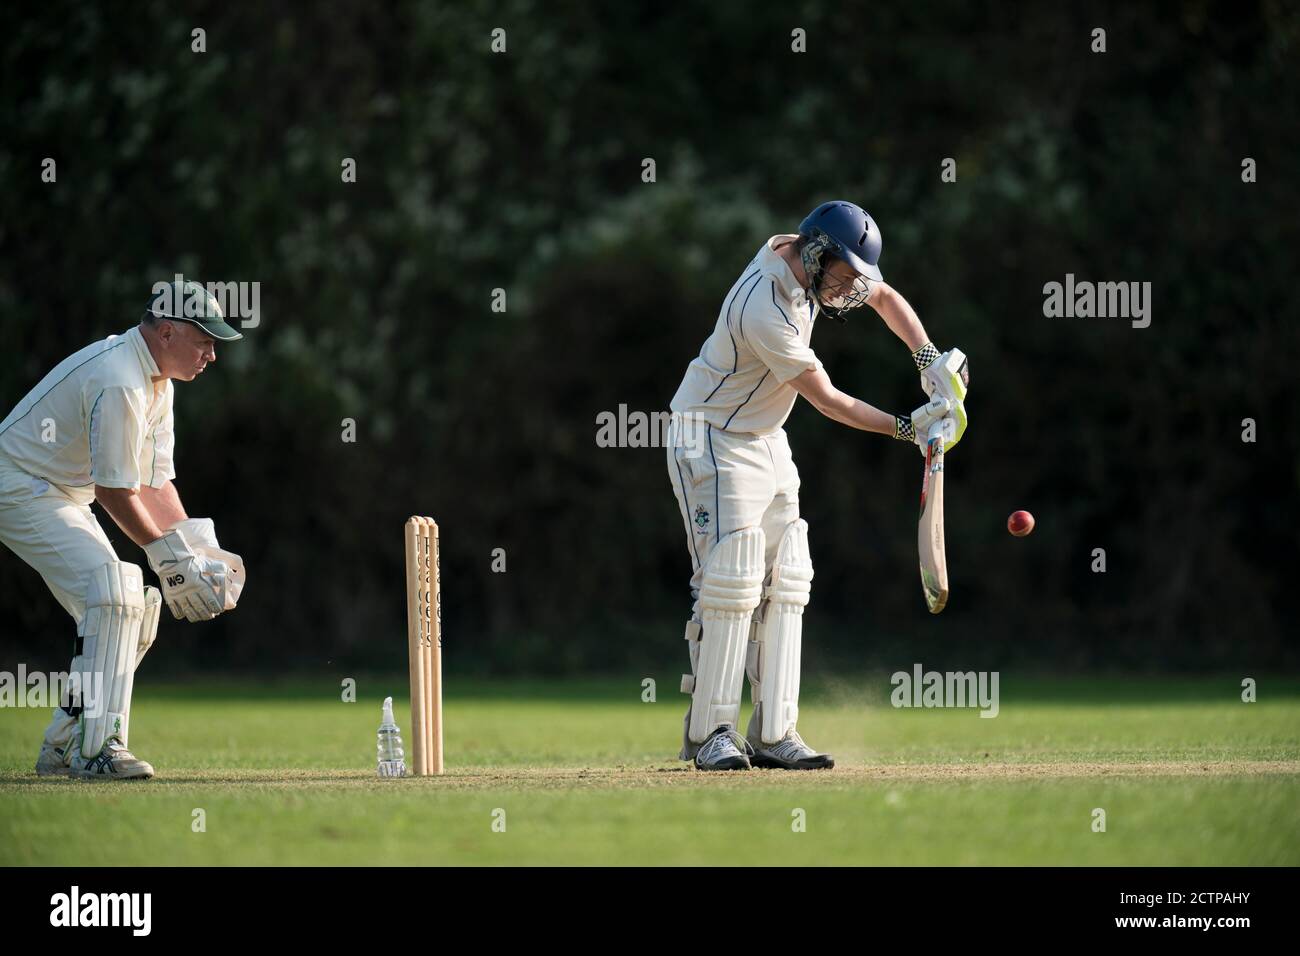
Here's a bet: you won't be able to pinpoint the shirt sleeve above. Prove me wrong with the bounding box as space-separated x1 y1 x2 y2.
743 286 823 383
145 386 176 488
88 387 148 489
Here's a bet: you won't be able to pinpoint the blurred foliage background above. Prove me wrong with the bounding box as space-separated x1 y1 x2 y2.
1 1 1297 677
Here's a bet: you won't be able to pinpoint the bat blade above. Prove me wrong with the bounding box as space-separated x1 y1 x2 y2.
918 433 948 614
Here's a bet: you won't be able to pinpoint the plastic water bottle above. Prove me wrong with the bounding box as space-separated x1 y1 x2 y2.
377 696 406 777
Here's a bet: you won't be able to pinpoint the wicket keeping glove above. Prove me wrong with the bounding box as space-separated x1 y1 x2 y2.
142 528 227 622
173 518 246 611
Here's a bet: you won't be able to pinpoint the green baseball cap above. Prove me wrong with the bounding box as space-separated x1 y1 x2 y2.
144 280 244 341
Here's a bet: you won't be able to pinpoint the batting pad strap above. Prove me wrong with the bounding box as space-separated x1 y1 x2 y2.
745 632 761 693
681 619 702 694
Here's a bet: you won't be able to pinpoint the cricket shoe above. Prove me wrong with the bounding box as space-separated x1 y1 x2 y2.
750 728 835 770
694 726 754 771
71 738 154 780
34 742 71 777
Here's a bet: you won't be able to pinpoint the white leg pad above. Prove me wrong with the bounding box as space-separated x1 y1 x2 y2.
748 520 813 744
134 586 162 671
685 528 765 743
78 562 146 757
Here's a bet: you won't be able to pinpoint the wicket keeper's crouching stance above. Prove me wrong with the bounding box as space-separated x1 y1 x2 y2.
667 201 969 771
0 281 246 780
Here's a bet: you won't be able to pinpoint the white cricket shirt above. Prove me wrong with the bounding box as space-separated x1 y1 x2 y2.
670 234 821 435
0 327 176 505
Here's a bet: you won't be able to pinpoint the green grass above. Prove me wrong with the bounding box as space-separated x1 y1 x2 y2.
1 676 1297 865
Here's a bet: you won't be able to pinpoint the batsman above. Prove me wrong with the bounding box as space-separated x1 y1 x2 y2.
666 201 969 770
0 280 247 779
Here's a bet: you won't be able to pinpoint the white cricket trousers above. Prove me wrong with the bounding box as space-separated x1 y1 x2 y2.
0 456 121 625
0 455 123 748
665 413 800 619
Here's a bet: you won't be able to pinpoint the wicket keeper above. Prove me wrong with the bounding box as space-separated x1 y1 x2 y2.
0 280 247 779
666 201 969 770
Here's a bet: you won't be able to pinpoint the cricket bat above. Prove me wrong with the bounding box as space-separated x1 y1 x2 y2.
918 420 948 614
916 348 968 614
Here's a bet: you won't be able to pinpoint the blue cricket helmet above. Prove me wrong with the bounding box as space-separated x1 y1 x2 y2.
798 200 883 281
796 201 884 322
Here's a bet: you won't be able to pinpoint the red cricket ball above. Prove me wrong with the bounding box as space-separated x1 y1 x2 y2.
1007 510 1035 536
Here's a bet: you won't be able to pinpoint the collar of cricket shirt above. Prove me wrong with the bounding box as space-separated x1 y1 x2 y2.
768 236 808 308
125 325 163 380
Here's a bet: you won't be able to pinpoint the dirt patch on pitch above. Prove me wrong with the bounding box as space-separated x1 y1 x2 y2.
5 760 1297 793
414 759 1300 791
264 759 1300 791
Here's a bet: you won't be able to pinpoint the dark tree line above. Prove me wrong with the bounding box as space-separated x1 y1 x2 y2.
1 2 1296 674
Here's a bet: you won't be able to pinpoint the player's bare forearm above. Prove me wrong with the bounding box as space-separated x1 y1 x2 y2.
94 485 166 547
821 397 896 435
789 367 896 435
868 282 930 352
138 480 189 530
